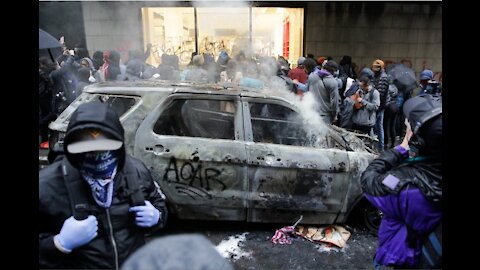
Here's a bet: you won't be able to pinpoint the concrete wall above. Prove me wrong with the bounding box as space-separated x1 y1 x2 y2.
79 1 441 78
39 1 86 49
305 2 442 79
82 1 144 61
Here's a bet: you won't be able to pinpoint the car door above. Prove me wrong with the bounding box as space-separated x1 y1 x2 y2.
242 97 352 224
135 93 248 221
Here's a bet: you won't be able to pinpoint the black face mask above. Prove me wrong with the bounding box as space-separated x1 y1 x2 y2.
408 134 424 158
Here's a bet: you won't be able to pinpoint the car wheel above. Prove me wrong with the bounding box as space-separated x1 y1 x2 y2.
363 202 382 234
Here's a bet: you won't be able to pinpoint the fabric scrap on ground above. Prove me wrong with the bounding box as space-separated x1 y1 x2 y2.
271 225 296 244
271 215 303 245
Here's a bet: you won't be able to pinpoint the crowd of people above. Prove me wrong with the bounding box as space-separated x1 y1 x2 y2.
39 45 442 153
39 45 442 269
287 53 443 268
287 54 442 153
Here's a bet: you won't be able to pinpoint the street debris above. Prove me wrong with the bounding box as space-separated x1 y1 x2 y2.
271 215 303 244
296 225 351 248
215 232 252 262
271 215 351 251
271 225 297 245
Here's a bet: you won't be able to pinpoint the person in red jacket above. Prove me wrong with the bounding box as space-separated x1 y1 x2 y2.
288 57 308 96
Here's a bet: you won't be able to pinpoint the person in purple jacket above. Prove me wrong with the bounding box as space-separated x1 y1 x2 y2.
361 94 442 269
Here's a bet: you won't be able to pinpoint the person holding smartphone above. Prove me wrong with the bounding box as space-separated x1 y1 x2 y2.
360 94 442 269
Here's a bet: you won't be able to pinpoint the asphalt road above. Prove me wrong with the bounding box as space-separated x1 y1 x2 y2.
155 218 392 270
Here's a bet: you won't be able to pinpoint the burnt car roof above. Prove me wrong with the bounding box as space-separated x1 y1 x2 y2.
83 80 295 104
52 80 379 155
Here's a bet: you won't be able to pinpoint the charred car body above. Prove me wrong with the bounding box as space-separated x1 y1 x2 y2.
48 81 379 229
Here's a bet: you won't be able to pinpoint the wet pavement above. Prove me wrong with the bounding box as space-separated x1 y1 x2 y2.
156 218 393 270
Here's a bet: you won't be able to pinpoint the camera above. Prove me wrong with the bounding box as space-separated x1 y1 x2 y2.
425 80 440 94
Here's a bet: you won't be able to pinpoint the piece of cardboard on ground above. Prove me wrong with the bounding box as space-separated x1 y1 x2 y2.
295 225 351 248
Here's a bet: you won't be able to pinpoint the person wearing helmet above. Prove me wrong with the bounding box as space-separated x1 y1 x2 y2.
411 69 439 97
424 79 442 96
360 94 442 269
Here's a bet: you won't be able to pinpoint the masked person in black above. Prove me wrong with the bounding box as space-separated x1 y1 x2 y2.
39 101 168 269
361 94 442 269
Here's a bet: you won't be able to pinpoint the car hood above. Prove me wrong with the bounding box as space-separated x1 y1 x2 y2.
328 125 380 155
49 93 99 132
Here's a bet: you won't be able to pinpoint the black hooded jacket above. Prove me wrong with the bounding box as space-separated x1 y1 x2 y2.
361 148 442 207
39 102 168 269
372 70 390 110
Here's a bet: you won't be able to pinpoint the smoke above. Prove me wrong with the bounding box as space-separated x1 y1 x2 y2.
177 49 330 148
293 92 330 142
260 82 330 148
40 1 332 145
192 0 250 8
39 2 86 49
193 0 252 61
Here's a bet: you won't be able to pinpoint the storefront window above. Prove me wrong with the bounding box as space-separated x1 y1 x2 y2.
196 7 250 60
142 6 303 68
142 7 195 67
252 8 304 67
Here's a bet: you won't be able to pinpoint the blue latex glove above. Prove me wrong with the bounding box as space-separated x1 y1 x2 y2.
129 200 160 227
54 215 98 253
296 81 307 92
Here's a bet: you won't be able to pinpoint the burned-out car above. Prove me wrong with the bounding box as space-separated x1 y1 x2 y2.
48 81 380 230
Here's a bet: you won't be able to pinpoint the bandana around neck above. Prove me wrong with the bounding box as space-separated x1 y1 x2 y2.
79 150 118 208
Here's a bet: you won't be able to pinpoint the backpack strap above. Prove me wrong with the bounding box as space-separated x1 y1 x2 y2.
122 158 146 207
420 222 442 268
62 157 146 218
62 158 91 220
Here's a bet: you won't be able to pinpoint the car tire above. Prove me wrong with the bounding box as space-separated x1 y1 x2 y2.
47 131 65 164
363 201 382 234
48 131 59 153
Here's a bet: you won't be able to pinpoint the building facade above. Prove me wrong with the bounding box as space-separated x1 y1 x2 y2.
39 1 442 78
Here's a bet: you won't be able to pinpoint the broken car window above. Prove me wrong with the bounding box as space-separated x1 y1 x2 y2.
98 95 136 117
249 102 308 146
153 99 235 140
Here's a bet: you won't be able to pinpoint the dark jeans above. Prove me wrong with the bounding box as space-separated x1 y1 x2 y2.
384 103 398 149
374 109 385 150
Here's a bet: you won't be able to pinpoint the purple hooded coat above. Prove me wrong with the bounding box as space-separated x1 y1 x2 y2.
361 147 442 268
